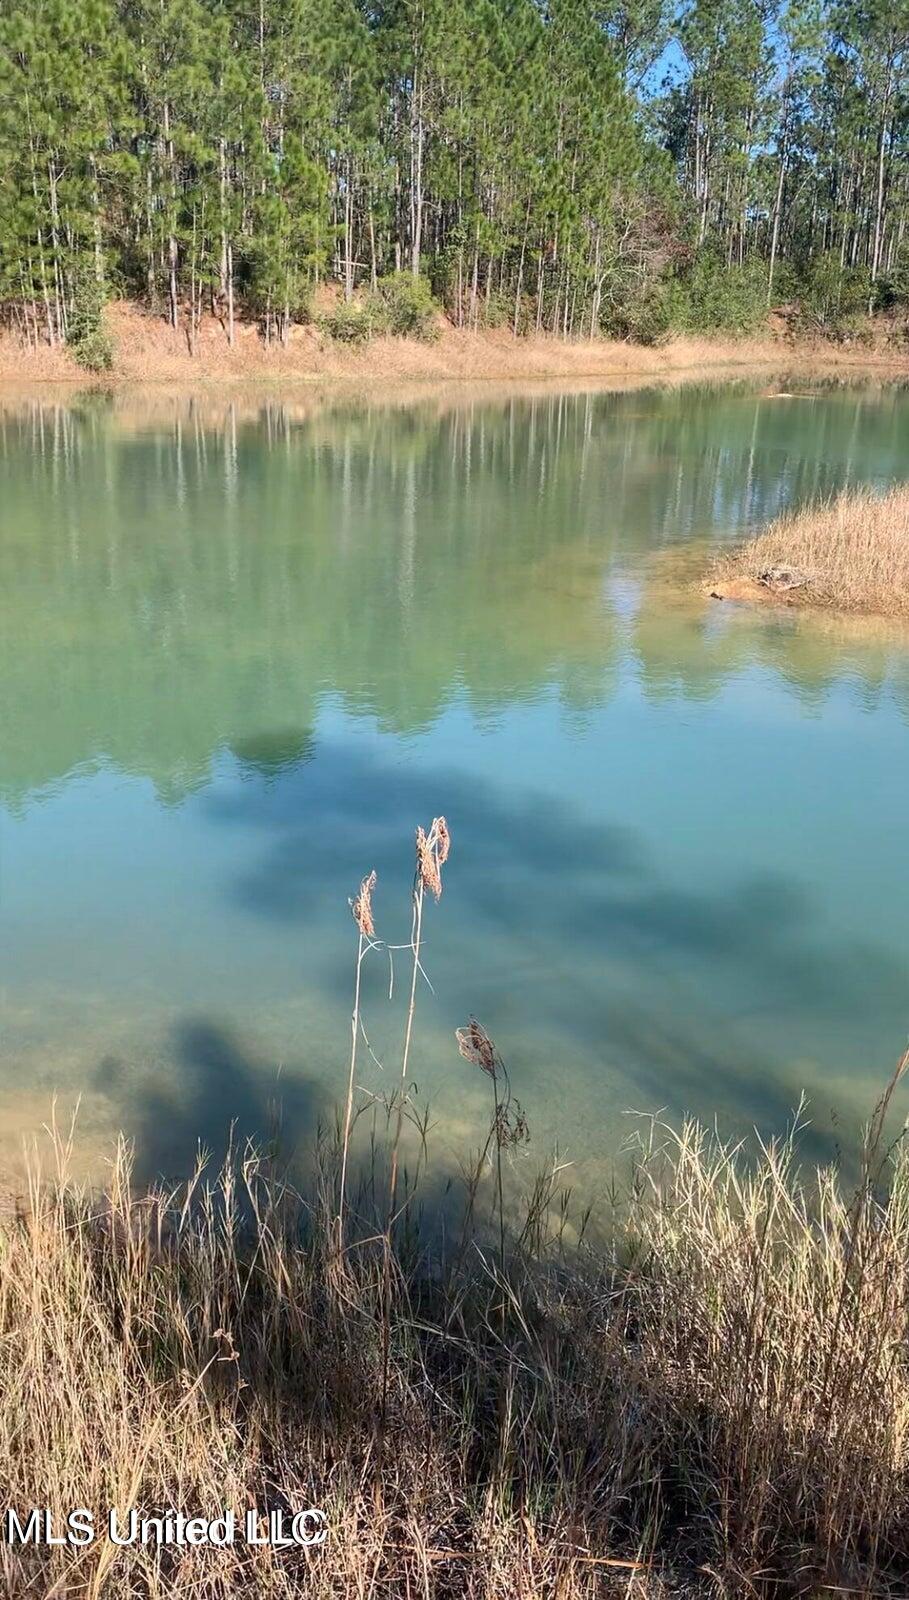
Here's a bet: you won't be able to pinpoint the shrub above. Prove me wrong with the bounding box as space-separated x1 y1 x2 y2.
511 294 536 337
604 283 675 346
70 327 115 371
875 247 909 312
794 253 873 340
318 299 376 344
475 287 513 330
664 250 768 335
371 272 439 341
67 270 114 371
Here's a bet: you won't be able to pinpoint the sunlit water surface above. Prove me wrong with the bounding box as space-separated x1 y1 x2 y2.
2 379 909 1185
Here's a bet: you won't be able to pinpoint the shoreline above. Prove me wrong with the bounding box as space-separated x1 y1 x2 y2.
4 301 909 391
4 1082 909 1598
705 482 909 625
706 568 909 630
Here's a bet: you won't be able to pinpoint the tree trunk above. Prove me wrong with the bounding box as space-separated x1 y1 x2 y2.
163 99 179 329
344 156 354 300
227 240 234 347
871 74 892 287
767 143 787 306
410 62 424 276
513 200 531 338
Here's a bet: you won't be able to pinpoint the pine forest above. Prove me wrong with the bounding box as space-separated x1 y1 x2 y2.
1 0 909 358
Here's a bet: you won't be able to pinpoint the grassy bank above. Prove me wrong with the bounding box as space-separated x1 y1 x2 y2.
709 484 909 620
4 1067 909 1600
2 301 908 388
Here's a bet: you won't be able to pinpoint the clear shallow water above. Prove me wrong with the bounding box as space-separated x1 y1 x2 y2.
2 379 909 1184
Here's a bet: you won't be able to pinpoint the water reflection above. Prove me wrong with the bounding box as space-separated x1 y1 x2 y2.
2 379 908 1182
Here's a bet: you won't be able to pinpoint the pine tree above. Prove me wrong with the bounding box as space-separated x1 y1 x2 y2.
2 0 909 348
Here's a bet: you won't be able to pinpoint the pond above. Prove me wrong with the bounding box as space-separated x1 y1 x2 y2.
2 377 909 1186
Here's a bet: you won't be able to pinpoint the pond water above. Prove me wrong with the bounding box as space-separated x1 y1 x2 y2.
2 377 909 1186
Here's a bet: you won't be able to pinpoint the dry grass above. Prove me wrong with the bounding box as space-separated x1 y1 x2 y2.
1 1072 908 1598
711 483 909 618
1 300 903 387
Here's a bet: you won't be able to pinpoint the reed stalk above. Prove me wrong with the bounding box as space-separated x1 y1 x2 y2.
338 870 376 1248
386 817 449 1236
387 873 424 1232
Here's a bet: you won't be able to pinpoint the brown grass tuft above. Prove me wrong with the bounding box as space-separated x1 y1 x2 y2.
350 870 377 938
710 482 909 618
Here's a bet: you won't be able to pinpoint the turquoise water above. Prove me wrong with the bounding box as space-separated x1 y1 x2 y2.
2 379 909 1183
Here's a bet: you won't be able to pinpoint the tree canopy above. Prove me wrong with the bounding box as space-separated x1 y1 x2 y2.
2 0 909 350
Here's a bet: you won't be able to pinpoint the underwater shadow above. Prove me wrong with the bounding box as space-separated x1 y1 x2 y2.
213 737 909 1088
126 1016 333 1188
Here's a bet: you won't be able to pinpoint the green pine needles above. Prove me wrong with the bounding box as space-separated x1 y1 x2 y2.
66 270 114 372
2 0 909 353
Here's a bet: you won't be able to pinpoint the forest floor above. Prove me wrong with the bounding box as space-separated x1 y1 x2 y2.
3 298 909 387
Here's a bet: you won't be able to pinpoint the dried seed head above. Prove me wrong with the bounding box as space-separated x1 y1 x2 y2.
456 1017 499 1079
350 870 377 938
415 815 450 900
435 816 451 866
495 1099 530 1149
416 825 443 900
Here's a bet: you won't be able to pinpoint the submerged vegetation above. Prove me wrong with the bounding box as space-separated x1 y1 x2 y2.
4 1 909 360
710 482 909 619
4 817 909 1598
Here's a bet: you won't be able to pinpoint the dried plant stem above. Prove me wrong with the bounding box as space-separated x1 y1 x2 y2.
492 1070 506 1285
455 1018 527 1305
491 1070 508 1342
380 877 425 1429
337 928 365 1248
388 877 424 1232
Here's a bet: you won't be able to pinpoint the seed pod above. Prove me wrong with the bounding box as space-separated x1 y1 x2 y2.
350 870 377 937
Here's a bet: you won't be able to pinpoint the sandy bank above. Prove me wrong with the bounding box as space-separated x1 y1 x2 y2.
4 300 909 388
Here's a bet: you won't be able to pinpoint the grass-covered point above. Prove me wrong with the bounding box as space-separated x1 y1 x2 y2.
710 483 909 619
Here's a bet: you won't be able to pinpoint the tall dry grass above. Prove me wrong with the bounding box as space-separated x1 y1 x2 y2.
9 298 888 387
712 482 909 617
3 822 909 1597
3 1091 909 1598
